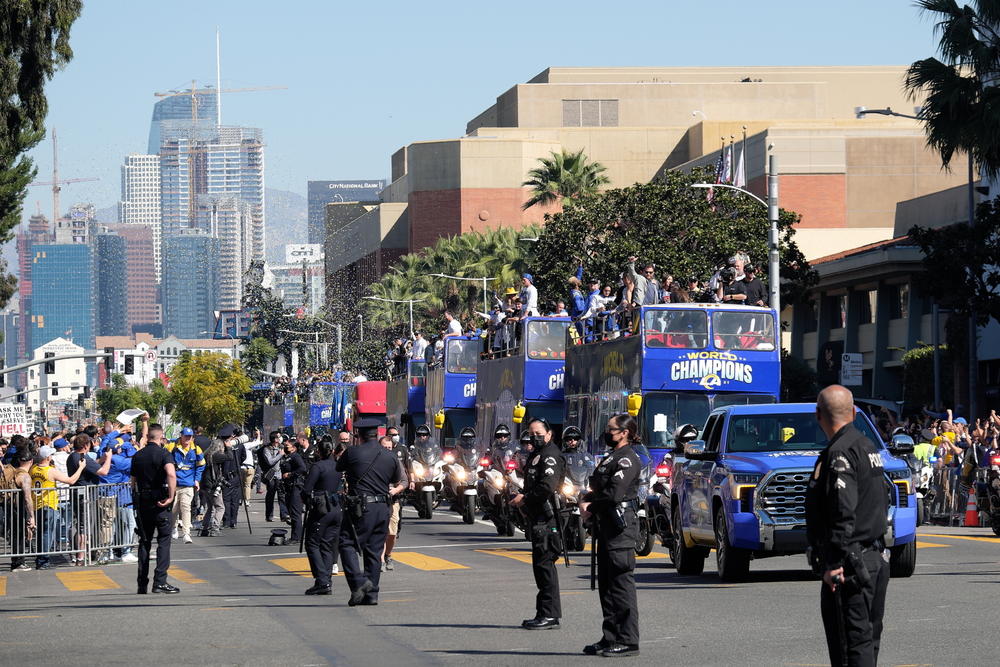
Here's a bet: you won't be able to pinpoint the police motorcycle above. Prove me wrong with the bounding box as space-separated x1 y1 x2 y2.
890 429 934 526
557 427 595 552
494 432 535 536
647 424 697 559
973 448 1000 536
440 427 481 524
478 425 516 535
632 441 656 557
409 426 446 520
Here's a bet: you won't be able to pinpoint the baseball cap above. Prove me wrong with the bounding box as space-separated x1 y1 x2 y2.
181 427 194 436
53 438 70 450
38 445 56 459
954 417 968 425
522 273 533 282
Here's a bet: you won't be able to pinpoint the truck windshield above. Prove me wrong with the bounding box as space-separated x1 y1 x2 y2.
527 320 568 359
712 311 776 351
643 310 708 348
726 413 881 452
446 339 478 373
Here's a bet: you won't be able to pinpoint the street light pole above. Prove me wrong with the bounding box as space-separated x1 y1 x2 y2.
428 273 496 320
362 296 425 338
768 155 780 315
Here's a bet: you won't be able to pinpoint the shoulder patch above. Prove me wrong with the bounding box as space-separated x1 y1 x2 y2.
836 478 847 489
831 455 851 473
614 470 625 479
544 456 557 466
531 455 540 466
619 457 632 468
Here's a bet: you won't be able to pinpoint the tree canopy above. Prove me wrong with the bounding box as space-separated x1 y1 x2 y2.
0 0 82 310
522 148 609 210
95 375 172 423
168 352 251 431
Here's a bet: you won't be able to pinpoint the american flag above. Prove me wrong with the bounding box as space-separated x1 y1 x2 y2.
707 152 725 203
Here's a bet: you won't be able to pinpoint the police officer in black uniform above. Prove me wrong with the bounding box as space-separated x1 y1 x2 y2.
281 437 308 543
510 417 566 630
301 438 342 596
338 418 403 606
806 385 889 667
580 413 642 656
130 418 180 594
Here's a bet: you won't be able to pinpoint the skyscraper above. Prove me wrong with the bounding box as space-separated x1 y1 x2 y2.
147 90 218 154
29 243 96 351
16 212 52 360
119 153 162 280
307 180 384 245
94 232 128 336
105 223 159 332
162 230 219 339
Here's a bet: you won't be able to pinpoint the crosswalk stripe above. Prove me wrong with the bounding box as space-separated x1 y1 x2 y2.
390 552 469 571
915 541 951 549
0 575 6 596
269 557 344 578
477 548 546 565
919 533 1000 544
55 569 121 592
168 567 207 584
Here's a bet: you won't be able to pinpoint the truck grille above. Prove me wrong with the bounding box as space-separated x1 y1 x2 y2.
758 470 811 524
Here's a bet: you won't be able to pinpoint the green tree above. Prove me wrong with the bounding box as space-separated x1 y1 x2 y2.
169 352 251 431
0 0 82 310
905 0 1000 178
241 337 278 380
531 167 816 313
340 339 388 380
95 375 172 422
522 148 609 210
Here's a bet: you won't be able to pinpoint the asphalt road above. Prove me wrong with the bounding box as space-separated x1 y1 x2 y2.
2 497 998 666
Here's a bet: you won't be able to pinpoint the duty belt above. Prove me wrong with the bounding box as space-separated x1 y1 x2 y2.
363 494 390 504
618 499 640 512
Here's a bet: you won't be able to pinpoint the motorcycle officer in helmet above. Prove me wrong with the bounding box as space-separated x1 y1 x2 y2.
561 425 594 476
673 424 699 452
489 424 513 473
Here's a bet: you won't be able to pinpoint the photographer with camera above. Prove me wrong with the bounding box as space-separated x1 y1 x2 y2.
258 432 287 523
337 418 403 607
199 424 244 537
281 437 308 544
716 264 748 305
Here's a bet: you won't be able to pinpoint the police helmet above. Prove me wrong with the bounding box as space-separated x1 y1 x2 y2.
494 424 511 438
674 423 699 447
562 426 582 445
519 431 533 445
415 424 431 437
460 426 476 439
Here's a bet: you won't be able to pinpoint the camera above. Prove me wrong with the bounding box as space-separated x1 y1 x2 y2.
719 267 736 285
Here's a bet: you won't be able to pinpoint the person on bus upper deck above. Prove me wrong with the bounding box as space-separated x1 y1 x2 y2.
742 264 768 307
625 256 661 307
520 274 540 317
445 311 463 338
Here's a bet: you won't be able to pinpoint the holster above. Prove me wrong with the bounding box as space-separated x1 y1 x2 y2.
845 547 872 587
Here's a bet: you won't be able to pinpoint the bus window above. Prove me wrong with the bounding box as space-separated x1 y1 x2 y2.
644 310 708 348
311 384 333 405
712 311 775 351
713 393 777 409
642 392 711 449
527 320 569 359
446 339 479 373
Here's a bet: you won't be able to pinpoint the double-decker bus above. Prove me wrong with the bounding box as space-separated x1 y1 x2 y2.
476 316 570 447
386 359 427 445
309 380 354 435
564 304 780 459
425 335 479 449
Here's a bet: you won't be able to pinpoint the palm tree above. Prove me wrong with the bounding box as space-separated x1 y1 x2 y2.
904 0 1000 178
522 148 609 210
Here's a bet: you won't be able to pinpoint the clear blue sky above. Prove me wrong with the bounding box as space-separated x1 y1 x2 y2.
23 0 941 218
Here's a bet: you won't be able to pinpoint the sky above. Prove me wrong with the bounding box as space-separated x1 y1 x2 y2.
21 0 942 219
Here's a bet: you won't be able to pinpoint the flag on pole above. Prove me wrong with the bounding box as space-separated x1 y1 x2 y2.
722 142 733 184
733 146 746 188
707 151 725 203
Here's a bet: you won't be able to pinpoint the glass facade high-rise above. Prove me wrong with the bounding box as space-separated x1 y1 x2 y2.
162 231 219 339
119 154 162 280
29 243 96 351
307 180 384 245
148 90 218 154
95 233 128 336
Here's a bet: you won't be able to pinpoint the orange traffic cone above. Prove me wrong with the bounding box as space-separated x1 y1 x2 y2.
964 490 980 527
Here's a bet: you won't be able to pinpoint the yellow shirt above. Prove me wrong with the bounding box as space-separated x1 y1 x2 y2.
30 464 58 510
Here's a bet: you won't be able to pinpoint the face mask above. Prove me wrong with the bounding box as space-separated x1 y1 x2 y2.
391 435 400 444
531 435 545 449
603 432 616 448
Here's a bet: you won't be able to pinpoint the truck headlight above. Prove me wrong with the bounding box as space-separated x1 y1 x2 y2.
728 472 762 509
887 468 913 495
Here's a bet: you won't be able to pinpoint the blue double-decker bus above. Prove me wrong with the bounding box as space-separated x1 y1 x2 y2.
476 316 570 446
309 380 354 435
387 360 427 446
425 336 479 448
564 304 780 459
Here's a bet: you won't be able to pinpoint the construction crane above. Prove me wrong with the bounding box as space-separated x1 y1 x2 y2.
153 80 287 124
28 128 99 223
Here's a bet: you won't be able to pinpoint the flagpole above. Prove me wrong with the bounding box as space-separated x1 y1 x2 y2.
741 125 747 187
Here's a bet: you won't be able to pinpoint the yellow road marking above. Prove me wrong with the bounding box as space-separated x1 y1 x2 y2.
168 567 206 584
915 541 951 549
55 569 121 592
477 548 543 565
269 557 344 577
390 552 469 571
0 575 6 596
920 533 1000 544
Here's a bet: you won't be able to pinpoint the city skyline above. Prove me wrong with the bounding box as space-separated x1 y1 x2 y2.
16 1 938 222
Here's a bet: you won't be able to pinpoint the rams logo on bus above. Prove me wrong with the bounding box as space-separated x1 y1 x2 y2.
670 351 753 387
602 351 625 378
500 369 514 391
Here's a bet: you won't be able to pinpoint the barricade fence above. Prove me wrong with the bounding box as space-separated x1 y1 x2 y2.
1 482 138 567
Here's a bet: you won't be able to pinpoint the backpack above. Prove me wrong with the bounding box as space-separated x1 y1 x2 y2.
1 463 22 491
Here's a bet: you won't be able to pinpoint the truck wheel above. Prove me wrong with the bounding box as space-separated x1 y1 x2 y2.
916 498 925 527
714 508 750 582
672 506 707 575
635 517 655 557
889 540 916 578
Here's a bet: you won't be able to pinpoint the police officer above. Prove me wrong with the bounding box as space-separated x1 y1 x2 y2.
130 417 179 594
301 438 342 595
580 414 642 656
510 417 565 630
382 426 409 571
561 425 594 474
806 385 889 667
281 437 308 543
488 424 512 470
338 418 404 606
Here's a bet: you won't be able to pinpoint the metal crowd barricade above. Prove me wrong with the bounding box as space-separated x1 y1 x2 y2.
1 482 139 568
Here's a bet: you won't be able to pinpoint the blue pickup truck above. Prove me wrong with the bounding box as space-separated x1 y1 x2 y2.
670 403 917 581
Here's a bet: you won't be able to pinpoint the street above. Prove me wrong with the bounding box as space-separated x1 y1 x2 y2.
1 496 996 666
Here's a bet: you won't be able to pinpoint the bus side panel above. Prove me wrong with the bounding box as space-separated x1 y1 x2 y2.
476 356 524 447
565 336 643 453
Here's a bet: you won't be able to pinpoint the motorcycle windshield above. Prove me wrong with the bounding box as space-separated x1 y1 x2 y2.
633 444 654 482
415 442 440 465
459 446 479 468
564 454 595 486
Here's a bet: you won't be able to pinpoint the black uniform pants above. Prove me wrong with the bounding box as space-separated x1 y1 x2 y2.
339 502 389 600
222 483 240 528
597 542 639 645
136 502 171 588
306 506 343 588
264 477 287 520
820 549 889 667
529 521 562 619
285 485 304 541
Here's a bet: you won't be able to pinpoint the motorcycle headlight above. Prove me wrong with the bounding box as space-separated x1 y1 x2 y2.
453 468 467 481
412 462 425 477
443 452 455 464
561 482 575 497
491 475 505 489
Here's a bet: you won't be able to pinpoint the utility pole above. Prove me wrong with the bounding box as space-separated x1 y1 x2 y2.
767 155 780 317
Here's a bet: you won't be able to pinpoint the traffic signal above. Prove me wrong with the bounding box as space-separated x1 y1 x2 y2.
104 346 114 371
83 385 91 399
124 355 135 375
0 357 5 388
44 352 55 375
